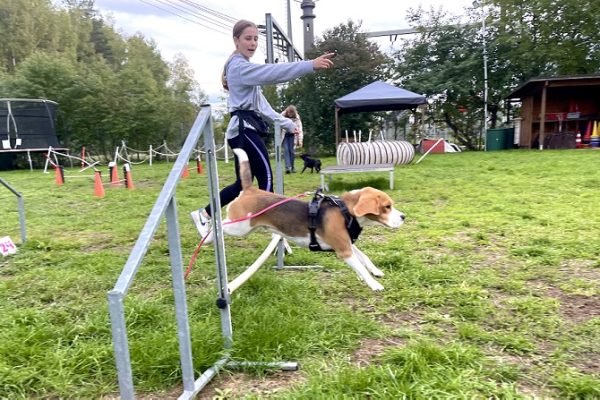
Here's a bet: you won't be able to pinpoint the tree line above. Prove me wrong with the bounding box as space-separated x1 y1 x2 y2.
2 0 598 155
0 0 204 158
284 0 600 151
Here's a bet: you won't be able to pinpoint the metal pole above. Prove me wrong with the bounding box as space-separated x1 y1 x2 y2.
286 0 294 61
265 14 274 64
482 7 489 151
204 114 233 346
165 196 195 392
0 178 27 243
274 122 285 268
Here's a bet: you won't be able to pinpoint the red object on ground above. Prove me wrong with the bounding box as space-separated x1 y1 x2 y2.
421 139 445 153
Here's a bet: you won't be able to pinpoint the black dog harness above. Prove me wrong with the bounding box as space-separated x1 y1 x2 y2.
308 188 362 251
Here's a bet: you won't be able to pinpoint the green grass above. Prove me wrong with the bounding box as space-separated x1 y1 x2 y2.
1 149 599 399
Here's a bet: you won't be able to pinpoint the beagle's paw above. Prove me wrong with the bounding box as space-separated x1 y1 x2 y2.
368 280 384 291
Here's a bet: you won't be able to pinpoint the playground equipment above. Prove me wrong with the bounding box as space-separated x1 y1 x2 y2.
108 105 309 399
0 98 68 170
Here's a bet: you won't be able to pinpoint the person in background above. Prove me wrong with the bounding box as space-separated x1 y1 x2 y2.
281 105 303 173
191 19 334 242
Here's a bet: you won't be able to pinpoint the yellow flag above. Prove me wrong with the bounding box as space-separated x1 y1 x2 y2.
593 121 599 137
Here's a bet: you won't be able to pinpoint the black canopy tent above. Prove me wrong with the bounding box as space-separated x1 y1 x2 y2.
334 81 427 146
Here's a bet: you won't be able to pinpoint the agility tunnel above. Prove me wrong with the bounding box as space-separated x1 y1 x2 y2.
336 140 415 166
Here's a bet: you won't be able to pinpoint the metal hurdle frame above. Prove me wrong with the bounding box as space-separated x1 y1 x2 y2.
107 105 297 400
0 178 26 244
272 116 322 270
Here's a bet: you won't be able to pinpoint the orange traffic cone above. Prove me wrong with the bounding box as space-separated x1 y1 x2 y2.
196 157 203 174
575 133 582 148
94 170 105 198
55 166 64 186
109 161 120 186
583 120 592 143
182 164 190 179
123 163 134 190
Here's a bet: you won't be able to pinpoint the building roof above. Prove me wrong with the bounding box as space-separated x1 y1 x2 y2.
505 74 600 99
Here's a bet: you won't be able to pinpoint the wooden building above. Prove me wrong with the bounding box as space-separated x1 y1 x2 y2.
505 74 600 149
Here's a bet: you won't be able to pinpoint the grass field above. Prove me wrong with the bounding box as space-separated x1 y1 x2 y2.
1 149 599 399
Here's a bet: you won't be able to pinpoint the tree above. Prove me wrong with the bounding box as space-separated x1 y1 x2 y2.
165 53 204 144
394 7 487 149
394 0 600 149
0 0 207 158
0 0 69 71
284 20 393 154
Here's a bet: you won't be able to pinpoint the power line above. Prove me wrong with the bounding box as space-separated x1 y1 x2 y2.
176 0 238 24
159 0 233 31
139 0 269 49
139 0 279 61
139 0 231 35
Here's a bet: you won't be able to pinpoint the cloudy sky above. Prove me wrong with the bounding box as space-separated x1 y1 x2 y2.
93 0 474 103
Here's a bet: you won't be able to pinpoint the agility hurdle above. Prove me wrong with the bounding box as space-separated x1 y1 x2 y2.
0 178 26 244
107 105 297 400
271 124 322 270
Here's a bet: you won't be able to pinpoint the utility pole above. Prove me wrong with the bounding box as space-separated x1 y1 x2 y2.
286 0 294 61
482 7 489 150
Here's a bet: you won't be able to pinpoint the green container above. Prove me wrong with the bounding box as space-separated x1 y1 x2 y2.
503 128 515 149
486 128 515 150
486 128 506 151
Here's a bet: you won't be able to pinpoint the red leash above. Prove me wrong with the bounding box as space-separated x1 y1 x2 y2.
184 192 309 279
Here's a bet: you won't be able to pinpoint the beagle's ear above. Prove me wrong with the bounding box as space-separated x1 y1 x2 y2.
353 195 380 217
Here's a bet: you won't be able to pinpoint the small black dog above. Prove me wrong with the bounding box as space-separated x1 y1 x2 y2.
300 153 322 173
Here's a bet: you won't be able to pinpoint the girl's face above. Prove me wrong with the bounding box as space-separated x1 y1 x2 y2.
234 26 259 59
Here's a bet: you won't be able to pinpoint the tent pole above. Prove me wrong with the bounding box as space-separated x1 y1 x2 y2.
335 107 340 148
538 81 548 150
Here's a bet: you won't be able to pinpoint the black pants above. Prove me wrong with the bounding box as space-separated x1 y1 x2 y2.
204 129 273 217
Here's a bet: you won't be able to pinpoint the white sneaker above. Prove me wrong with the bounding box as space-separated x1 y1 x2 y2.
190 209 214 244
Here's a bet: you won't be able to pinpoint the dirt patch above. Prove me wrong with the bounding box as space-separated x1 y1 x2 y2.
571 351 600 375
198 370 306 399
558 260 600 281
353 337 405 367
102 386 182 400
101 369 305 399
545 287 600 324
376 309 422 328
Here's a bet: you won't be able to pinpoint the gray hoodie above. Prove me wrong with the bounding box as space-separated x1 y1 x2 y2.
224 53 314 139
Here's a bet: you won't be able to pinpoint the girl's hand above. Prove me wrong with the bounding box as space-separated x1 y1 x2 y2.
312 53 335 70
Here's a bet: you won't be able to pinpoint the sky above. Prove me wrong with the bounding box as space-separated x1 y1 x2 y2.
92 0 475 105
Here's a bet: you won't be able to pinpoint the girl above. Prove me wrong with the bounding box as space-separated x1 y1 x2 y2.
191 19 334 242
281 105 303 173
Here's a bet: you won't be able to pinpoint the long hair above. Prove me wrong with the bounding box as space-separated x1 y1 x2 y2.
221 19 257 91
283 105 298 119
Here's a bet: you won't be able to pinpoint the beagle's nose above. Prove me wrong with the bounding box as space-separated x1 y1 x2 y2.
400 214 405 221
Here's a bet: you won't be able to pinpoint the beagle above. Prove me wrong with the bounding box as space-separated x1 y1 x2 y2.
222 148 405 291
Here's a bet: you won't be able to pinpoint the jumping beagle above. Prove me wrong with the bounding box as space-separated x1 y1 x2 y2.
221 148 405 291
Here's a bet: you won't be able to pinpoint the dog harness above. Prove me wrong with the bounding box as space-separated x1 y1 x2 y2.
308 188 362 251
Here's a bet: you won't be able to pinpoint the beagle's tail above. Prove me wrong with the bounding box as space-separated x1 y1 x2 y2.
232 148 253 190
